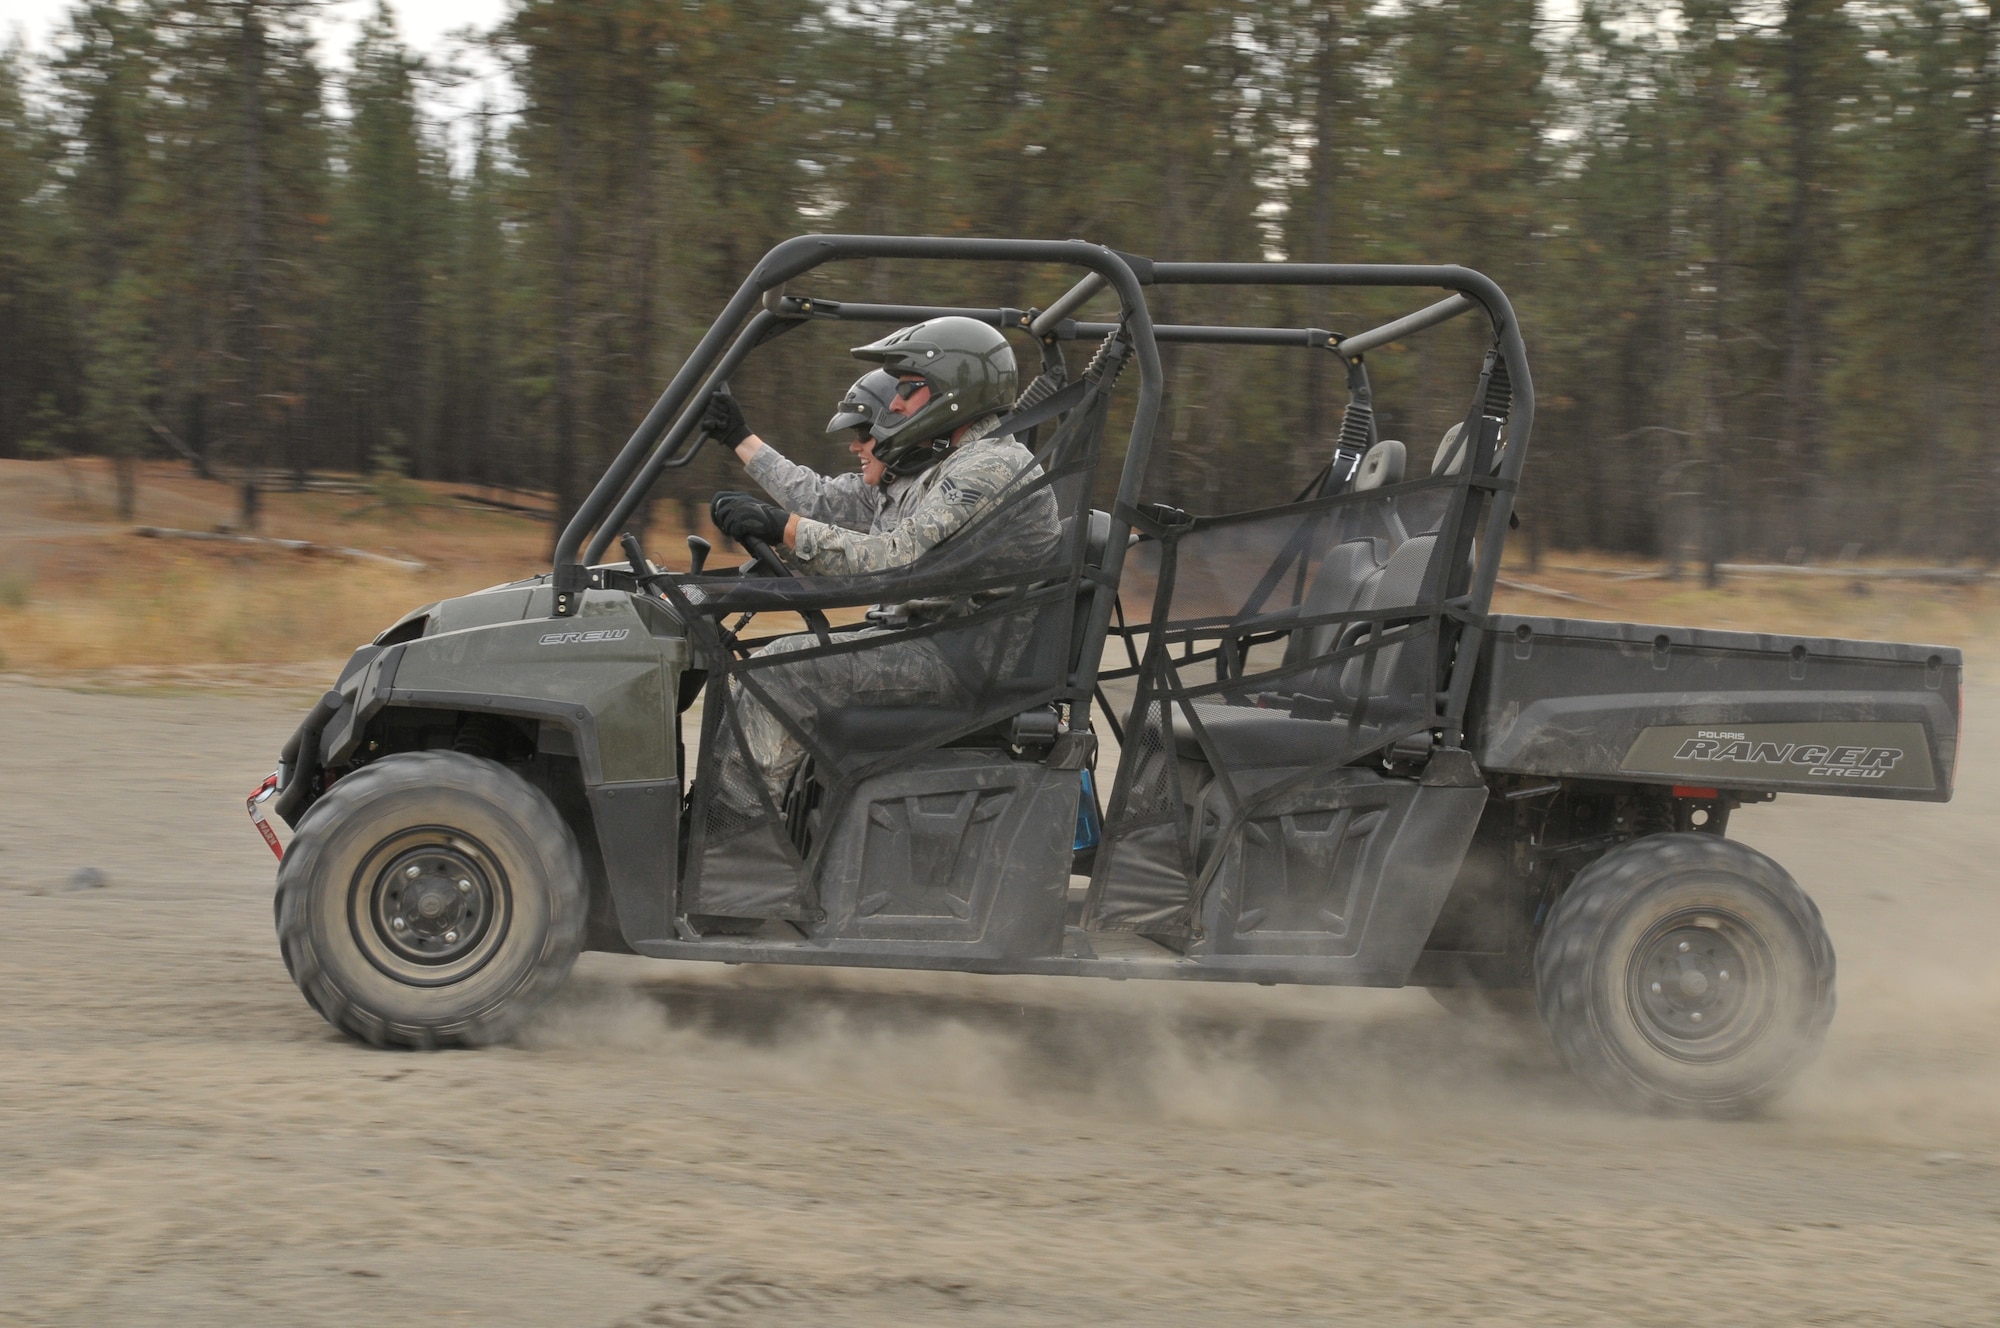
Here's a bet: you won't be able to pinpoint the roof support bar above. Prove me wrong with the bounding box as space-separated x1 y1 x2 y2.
774 298 1033 330
776 295 1337 348
1071 322 1334 348
1334 294 1478 357
551 236 1161 615
1029 272 1108 338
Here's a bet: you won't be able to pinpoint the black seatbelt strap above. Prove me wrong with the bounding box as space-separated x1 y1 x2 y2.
988 378 1091 441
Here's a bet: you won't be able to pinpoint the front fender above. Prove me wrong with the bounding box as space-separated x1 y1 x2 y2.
358 588 682 782
276 588 690 946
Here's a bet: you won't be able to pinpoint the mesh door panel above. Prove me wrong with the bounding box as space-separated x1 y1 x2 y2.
1089 479 1460 935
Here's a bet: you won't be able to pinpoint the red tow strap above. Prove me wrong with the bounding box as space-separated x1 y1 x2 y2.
247 773 284 861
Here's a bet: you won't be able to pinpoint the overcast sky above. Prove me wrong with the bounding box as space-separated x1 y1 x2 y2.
5 0 515 165
4 0 511 64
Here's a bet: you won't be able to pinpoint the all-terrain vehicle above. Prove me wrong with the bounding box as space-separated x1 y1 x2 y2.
256 237 1961 1114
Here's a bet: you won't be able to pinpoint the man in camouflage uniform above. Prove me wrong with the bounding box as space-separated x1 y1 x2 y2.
705 316 1060 822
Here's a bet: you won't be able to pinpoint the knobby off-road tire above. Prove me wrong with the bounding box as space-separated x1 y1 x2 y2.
1535 832 1835 1116
276 750 586 1048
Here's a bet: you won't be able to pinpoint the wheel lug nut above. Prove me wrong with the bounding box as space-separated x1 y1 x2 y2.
1718 970 1729 981
1677 940 1690 952
1690 1011 1703 1023
391 916 406 931
444 930 458 943
1651 982 1662 994
405 864 422 879
457 879 472 894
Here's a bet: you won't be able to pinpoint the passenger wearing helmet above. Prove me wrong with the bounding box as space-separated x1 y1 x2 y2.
704 316 1062 830
701 371 917 537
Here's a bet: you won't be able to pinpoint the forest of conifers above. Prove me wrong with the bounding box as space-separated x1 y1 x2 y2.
1 1 1994 565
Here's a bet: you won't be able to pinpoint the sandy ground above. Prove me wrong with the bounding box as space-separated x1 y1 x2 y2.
3 676 1999 1327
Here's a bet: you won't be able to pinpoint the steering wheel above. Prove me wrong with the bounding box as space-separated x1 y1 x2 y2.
728 531 833 646
739 534 793 579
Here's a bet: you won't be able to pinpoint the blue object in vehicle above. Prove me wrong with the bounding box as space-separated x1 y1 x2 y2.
1073 769 1101 852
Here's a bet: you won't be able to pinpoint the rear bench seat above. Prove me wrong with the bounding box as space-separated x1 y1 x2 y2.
1173 532 1438 766
1170 433 1458 769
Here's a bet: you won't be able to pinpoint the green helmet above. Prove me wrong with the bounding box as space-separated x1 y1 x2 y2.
825 369 898 439
851 316 1018 478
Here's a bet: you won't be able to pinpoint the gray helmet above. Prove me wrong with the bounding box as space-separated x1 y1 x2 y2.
825 369 898 438
851 316 1018 478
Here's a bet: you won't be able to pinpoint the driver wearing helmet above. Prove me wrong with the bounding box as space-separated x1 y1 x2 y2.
699 316 1061 841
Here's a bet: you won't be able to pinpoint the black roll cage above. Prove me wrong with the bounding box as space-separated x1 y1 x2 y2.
551 235 1533 751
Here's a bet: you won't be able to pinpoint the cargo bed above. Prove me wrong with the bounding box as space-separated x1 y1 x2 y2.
1468 615 1961 801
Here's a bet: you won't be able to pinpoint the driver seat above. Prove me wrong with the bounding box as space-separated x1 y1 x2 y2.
814 509 1114 752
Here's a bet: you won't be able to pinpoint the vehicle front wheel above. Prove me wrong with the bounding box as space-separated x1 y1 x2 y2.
1535 832 1834 1115
275 750 586 1048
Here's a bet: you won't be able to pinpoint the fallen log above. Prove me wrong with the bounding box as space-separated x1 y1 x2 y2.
1495 576 1598 606
1538 564 1671 582
1528 561 1991 585
452 492 554 520
1712 562 1990 584
133 526 426 572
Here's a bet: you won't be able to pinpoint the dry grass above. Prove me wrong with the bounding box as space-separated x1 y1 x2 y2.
2 557 432 672
0 459 565 676
1 458 1992 680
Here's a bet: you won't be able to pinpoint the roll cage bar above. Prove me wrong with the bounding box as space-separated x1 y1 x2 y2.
552 235 1533 750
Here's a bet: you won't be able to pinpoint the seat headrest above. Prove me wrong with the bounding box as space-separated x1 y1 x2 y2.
1431 421 1510 476
1432 423 1467 476
1084 509 1112 569
1352 439 1406 492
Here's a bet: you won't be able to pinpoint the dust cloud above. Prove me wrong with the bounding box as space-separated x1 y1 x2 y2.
524 961 1575 1140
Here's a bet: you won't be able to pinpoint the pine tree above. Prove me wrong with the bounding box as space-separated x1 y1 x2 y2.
332 1 438 478
0 40 80 462
53 2 164 516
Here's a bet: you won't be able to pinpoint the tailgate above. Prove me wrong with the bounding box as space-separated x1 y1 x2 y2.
1469 615 1962 802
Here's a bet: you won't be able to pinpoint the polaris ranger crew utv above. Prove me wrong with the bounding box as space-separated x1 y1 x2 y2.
257 237 1961 1115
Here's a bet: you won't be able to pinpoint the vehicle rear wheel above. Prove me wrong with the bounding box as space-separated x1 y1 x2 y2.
275 750 586 1048
1535 832 1834 1115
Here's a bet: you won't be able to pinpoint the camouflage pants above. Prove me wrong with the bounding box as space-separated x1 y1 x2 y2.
713 627 965 818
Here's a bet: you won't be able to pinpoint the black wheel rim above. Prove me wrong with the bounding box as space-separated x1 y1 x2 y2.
1625 906 1776 1063
349 827 512 987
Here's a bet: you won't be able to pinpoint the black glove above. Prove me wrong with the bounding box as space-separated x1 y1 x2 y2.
700 384 752 449
711 491 788 546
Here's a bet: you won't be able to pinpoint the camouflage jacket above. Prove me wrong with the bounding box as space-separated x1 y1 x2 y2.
789 416 1059 579
743 443 920 535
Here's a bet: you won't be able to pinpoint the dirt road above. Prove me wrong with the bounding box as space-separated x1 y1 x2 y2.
2 676 1997 1326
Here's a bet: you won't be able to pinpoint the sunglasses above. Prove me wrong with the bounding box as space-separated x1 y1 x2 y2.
893 377 929 401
